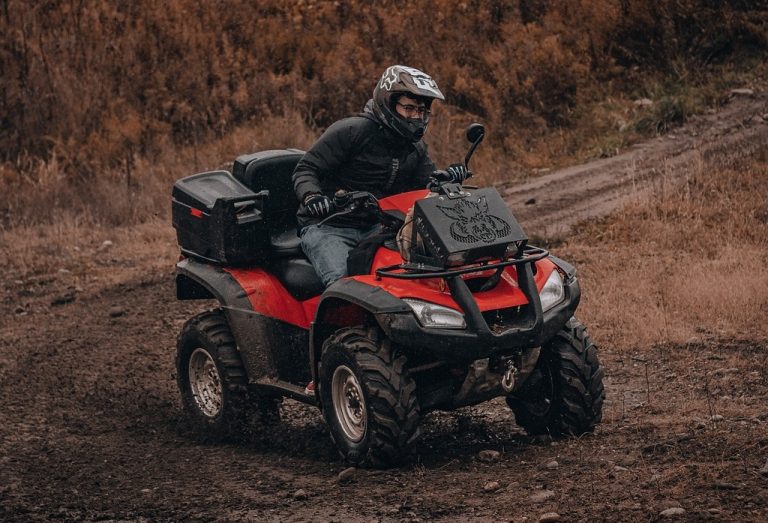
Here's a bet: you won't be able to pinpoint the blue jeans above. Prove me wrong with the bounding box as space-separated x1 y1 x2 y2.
300 223 383 287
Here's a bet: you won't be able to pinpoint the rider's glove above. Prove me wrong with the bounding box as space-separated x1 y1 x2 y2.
445 163 470 183
429 170 454 184
304 193 333 217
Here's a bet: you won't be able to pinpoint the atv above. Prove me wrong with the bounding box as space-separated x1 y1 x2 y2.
171 123 605 466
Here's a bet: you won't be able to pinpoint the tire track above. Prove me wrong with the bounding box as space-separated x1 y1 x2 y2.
501 92 768 238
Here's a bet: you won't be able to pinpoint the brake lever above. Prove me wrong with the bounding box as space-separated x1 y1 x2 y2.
316 208 354 227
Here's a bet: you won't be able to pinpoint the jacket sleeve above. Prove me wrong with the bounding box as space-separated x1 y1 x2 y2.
408 141 437 190
292 120 357 202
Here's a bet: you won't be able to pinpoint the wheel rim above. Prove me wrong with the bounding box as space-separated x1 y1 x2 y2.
523 368 555 416
188 348 223 418
331 365 367 443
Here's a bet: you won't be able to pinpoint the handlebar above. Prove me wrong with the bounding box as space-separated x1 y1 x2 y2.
316 190 381 227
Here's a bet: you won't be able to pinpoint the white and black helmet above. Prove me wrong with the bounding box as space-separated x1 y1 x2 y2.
372 65 445 142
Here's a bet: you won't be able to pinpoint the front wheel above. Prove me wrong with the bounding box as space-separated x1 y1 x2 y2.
507 317 605 437
319 327 420 467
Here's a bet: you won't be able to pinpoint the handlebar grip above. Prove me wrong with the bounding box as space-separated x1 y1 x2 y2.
333 189 351 208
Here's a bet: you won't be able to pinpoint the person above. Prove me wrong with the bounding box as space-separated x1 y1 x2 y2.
292 65 469 288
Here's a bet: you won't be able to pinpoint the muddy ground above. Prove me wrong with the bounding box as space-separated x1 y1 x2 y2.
1 91 767 522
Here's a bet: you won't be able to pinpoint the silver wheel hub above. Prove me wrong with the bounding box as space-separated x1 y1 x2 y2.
188 348 223 418
331 365 367 443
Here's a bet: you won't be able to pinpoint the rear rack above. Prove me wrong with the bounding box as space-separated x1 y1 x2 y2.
375 246 549 280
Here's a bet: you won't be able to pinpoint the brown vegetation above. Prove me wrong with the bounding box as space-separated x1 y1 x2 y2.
565 158 768 349
1 0 767 228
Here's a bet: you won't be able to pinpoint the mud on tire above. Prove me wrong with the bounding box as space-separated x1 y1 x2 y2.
176 309 279 440
319 327 420 467
507 317 605 437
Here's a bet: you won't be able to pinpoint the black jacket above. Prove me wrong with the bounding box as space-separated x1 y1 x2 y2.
293 99 436 228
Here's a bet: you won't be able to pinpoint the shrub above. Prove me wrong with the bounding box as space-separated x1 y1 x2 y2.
1 0 764 178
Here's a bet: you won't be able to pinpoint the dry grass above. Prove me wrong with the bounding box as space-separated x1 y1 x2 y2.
3 2 766 230
5 0 764 176
0 222 177 305
561 159 768 351
0 113 319 229
3 52 766 231
0 104 525 231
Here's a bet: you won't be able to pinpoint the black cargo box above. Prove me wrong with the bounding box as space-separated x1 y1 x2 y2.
412 187 527 267
172 170 269 265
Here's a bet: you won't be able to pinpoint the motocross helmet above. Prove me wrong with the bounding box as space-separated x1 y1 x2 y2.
372 65 445 142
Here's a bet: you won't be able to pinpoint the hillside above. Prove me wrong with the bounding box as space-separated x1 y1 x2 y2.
1 2 768 521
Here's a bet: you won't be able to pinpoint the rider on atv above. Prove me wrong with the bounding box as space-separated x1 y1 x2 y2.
293 65 469 288
171 67 605 467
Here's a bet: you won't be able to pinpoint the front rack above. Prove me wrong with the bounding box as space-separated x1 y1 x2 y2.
375 246 549 281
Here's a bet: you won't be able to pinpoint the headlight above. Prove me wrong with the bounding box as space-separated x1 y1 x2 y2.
539 269 565 312
402 298 466 329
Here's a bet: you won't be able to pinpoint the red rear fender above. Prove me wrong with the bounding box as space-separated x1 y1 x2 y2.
224 267 316 329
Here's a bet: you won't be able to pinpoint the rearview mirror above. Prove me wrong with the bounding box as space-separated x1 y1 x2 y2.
466 123 485 143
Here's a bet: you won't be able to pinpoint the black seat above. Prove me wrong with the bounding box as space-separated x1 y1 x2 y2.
268 258 325 300
232 149 305 257
270 228 302 256
232 149 324 299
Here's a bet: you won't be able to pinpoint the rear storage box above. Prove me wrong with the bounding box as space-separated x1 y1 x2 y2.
172 170 269 265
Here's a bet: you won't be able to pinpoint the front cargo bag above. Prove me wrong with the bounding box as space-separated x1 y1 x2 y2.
172 170 269 265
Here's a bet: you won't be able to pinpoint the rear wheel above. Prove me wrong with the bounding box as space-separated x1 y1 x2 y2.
319 327 420 467
176 309 279 439
507 317 605 437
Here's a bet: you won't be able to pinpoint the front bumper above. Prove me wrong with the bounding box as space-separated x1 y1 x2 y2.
378 274 580 361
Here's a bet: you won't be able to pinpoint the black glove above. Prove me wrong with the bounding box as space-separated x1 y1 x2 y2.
304 193 333 217
430 170 451 183
445 163 470 183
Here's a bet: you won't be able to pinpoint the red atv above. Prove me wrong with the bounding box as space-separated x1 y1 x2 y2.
171 124 605 466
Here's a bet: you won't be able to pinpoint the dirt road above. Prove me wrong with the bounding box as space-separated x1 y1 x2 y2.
501 91 768 237
1 92 767 522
